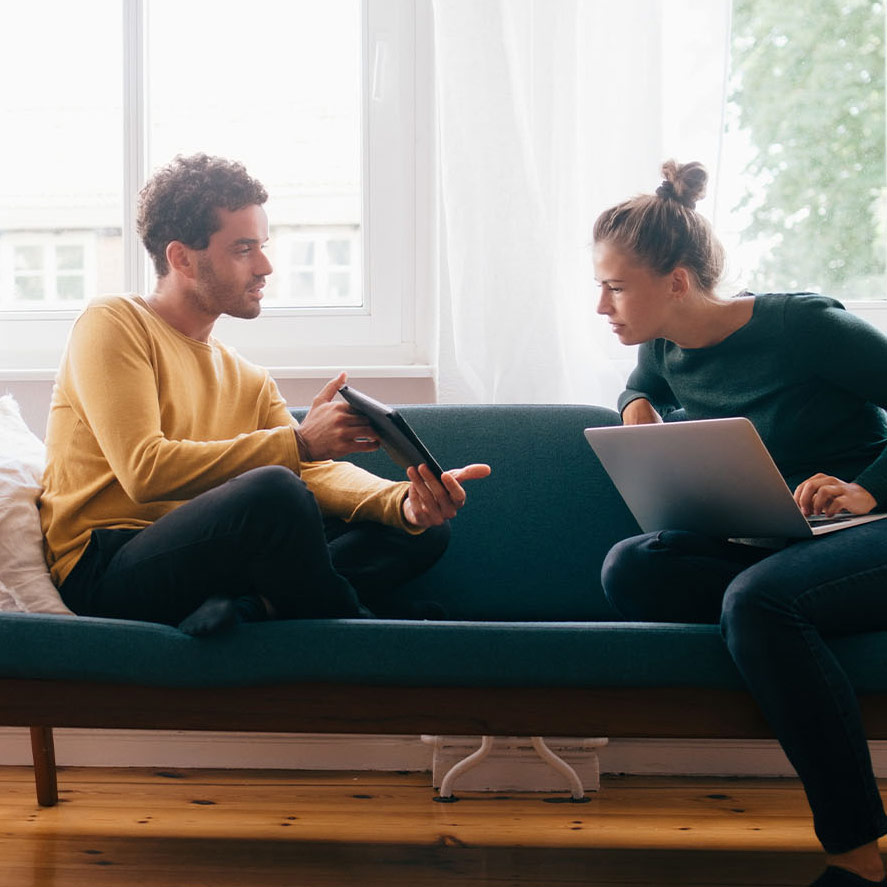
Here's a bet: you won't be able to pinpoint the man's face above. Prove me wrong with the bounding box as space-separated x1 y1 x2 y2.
191 204 273 320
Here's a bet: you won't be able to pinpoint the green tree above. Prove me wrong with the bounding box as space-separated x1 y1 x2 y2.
730 0 885 297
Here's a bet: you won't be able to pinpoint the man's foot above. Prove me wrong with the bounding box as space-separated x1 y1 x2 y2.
810 866 887 886
178 595 271 637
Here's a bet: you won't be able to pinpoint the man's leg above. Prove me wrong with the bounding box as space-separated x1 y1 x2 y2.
323 518 451 617
720 521 887 856
70 466 363 628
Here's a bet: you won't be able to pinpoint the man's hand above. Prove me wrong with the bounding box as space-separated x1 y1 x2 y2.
621 398 663 426
793 473 877 517
402 463 492 529
296 372 381 461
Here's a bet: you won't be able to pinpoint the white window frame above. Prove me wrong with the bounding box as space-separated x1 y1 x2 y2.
0 0 432 376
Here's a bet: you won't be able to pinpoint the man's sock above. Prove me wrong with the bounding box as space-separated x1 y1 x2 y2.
178 595 271 637
810 866 887 886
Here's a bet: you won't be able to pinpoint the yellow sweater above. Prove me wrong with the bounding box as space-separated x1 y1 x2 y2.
40 295 412 587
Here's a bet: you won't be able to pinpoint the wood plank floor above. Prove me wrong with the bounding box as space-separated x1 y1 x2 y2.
0 766 865 886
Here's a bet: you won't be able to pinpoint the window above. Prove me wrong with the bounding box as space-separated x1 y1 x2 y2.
0 0 428 372
719 0 886 305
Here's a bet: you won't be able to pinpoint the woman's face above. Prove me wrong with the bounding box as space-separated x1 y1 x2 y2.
593 241 678 345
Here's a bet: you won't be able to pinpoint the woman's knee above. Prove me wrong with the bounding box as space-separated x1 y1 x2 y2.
720 575 787 651
600 533 663 619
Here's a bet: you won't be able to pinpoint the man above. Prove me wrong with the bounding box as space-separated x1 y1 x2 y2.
40 153 489 636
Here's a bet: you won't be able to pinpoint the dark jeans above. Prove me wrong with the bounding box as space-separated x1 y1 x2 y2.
60 465 450 625
601 524 887 855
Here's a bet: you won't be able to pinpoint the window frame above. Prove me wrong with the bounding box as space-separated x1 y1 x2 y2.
0 0 432 375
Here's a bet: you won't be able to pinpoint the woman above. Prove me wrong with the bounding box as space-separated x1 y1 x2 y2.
596 160 887 887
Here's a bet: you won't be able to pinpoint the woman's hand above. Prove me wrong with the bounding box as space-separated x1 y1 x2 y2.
402 463 492 529
621 398 663 426
793 473 877 517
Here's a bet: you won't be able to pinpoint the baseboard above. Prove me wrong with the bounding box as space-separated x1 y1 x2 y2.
3 729 887 779
0 728 431 770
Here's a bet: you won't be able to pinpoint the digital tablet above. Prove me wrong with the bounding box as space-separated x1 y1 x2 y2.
338 385 444 480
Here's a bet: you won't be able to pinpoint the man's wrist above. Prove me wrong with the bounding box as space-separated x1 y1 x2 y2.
294 427 314 462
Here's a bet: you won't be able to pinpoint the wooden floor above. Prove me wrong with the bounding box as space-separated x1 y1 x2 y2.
0 766 860 886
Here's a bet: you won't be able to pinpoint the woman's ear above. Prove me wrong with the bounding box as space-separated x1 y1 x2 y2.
670 266 692 300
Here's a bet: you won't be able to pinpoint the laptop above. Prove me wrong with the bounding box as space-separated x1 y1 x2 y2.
584 417 887 539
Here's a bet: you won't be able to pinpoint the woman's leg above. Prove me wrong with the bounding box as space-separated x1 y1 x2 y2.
720 521 887 860
64 466 363 627
601 530 769 623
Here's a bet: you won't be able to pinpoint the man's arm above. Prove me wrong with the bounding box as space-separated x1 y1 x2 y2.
62 301 302 504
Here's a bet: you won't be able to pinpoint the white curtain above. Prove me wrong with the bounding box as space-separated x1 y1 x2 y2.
433 0 732 407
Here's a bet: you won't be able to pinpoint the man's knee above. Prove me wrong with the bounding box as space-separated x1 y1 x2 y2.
412 520 451 567
231 465 316 516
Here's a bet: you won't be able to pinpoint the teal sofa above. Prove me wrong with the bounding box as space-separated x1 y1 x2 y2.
4 404 887 807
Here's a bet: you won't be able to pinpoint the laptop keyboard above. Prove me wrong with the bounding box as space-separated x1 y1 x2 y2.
805 513 858 526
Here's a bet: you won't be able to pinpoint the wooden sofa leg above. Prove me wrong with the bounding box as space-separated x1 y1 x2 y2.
29 726 59 807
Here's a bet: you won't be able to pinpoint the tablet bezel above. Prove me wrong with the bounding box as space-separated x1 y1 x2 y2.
337 385 444 480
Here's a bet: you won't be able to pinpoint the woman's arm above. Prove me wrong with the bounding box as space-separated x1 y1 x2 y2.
789 297 887 510
617 341 680 423
620 398 664 425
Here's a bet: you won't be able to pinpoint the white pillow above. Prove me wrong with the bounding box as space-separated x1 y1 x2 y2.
0 395 73 614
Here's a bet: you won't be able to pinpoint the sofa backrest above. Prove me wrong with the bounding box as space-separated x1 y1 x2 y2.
293 403 639 621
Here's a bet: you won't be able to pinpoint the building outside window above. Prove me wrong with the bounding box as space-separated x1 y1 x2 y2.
1 233 98 308
268 228 362 308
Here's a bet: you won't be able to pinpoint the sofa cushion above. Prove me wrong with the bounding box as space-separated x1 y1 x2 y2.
2 613 887 694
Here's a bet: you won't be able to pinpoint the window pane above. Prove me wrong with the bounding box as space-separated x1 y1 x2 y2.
56 245 85 272
292 241 316 267
57 275 85 301
292 272 317 304
14 246 43 273
0 0 123 309
148 0 363 309
723 0 886 300
14 276 45 301
327 240 352 266
328 271 353 302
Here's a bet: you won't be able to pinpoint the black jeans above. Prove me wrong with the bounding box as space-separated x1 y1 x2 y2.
601 524 887 855
60 465 450 625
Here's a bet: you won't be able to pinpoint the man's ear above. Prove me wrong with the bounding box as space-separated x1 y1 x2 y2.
166 241 197 278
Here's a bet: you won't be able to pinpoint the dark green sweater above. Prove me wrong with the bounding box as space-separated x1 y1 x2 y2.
617 293 887 504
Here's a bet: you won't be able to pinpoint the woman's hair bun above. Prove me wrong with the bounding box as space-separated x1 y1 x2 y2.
656 159 708 210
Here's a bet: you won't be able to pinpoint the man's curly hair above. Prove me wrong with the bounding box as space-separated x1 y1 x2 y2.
137 153 268 277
